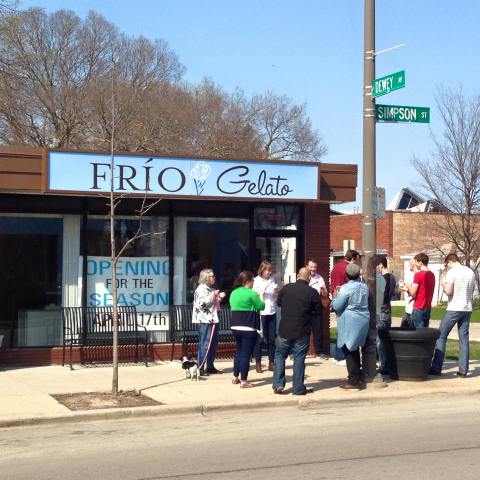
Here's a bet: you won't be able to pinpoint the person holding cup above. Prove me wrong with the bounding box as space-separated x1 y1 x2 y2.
252 261 279 372
192 268 226 376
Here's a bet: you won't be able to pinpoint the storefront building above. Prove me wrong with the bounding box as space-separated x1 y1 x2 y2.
0 146 356 365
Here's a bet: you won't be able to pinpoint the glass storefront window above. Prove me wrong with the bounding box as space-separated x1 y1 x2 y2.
174 218 249 304
85 217 168 257
254 205 299 230
0 216 63 347
83 216 170 343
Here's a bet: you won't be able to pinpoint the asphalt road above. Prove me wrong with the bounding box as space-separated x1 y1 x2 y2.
1 396 480 480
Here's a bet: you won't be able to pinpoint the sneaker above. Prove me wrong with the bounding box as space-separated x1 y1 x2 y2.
199 369 209 376
456 372 468 378
293 387 314 396
206 367 222 374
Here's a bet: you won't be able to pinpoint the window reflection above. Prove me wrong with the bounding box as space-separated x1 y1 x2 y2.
254 205 299 230
0 216 63 347
85 217 168 257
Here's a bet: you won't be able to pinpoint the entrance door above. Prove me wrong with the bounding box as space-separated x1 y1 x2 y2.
255 236 297 287
174 218 249 304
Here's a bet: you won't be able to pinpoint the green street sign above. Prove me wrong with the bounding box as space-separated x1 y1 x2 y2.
372 70 405 98
376 104 430 123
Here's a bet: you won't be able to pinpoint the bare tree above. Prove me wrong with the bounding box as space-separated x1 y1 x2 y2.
85 33 185 151
0 8 185 148
0 1 18 16
412 87 480 269
186 79 260 158
249 91 328 161
0 9 115 146
105 57 161 396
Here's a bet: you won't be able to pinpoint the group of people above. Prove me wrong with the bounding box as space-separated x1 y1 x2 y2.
192 259 326 394
191 248 476 394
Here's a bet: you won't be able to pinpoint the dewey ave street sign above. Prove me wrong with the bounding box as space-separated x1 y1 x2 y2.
372 70 405 98
376 104 430 123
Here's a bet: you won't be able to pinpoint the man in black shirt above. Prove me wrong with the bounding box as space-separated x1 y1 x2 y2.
272 267 322 395
376 256 396 374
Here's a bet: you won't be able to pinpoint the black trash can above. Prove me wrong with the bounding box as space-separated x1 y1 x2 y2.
379 327 440 381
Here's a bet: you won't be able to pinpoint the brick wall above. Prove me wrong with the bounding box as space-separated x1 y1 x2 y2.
330 211 393 256
304 203 331 353
0 343 236 366
392 211 452 272
305 203 331 285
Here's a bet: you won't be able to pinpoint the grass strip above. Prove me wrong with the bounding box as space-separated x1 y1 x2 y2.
329 327 480 360
391 305 480 322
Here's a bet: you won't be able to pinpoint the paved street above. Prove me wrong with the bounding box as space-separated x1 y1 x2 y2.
1 395 480 479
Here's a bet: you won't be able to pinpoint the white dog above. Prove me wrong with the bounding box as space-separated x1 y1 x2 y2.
181 356 199 381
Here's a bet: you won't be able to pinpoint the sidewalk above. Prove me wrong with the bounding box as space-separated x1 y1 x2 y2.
1 356 479 428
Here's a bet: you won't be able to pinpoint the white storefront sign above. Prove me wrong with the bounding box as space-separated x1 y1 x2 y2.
48 151 319 201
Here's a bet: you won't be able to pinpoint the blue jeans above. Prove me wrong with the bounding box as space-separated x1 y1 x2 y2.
377 308 392 372
253 314 277 363
233 330 258 381
197 323 219 370
411 308 431 327
273 335 310 395
431 310 471 375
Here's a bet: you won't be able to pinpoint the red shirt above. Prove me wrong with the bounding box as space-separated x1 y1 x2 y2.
413 270 435 309
330 259 349 293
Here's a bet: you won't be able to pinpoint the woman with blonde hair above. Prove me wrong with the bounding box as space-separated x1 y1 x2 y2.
252 260 279 372
192 268 225 376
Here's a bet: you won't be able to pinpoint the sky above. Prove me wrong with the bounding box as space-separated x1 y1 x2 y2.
19 0 480 210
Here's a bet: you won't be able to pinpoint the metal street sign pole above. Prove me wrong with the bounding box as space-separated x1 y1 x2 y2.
362 0 379 380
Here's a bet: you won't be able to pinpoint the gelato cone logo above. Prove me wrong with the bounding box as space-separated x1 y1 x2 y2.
190 161 212 195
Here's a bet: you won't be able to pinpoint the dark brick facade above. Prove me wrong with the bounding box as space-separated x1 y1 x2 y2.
304 203 331 353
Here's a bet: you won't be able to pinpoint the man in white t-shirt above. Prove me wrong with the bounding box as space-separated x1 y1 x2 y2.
430 253 476 377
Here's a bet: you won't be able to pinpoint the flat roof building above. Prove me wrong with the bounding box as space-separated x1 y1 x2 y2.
0 146 356 365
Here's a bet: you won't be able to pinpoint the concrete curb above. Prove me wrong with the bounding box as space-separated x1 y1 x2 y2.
298 385 480 409
1 384 480 429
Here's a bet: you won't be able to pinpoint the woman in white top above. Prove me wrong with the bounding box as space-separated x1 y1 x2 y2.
192 268 225 376
252 261 279 372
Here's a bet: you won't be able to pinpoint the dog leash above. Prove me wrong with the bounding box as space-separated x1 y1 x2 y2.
199 322 216 370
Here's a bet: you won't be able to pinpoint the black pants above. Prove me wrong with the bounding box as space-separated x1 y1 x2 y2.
311 314 323 354
342 345 363 385
233 330 258 381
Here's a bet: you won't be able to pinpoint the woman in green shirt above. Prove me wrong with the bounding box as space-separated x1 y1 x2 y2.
229 271 265 388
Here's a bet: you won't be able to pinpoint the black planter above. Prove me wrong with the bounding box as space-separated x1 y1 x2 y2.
379 327 440 381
